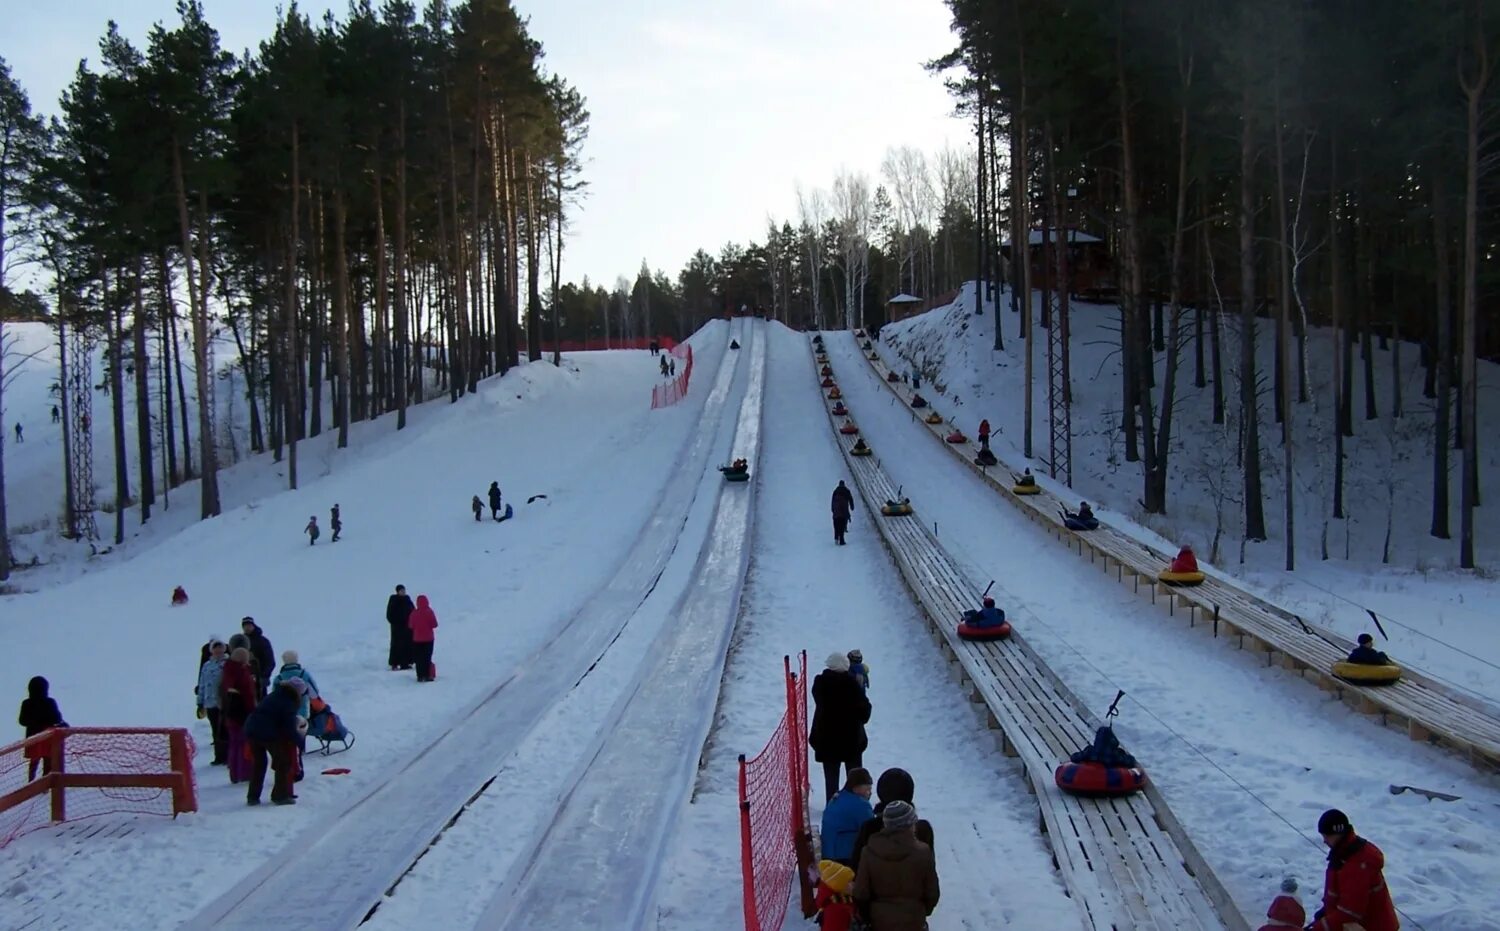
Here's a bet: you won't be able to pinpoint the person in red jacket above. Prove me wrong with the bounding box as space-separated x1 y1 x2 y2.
813 859 857 931
408 595 439 683
1257 876 1306 931
1312 809 1399 931
218 649 259 784
1170 545 1200 574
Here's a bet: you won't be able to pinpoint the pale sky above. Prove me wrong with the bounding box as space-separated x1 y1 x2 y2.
4 0 970 290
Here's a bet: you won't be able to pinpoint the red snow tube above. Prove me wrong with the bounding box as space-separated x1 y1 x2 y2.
831 403 849 416
957 621 1012 641
946 431 968 444
1054 761 1147 797
886 372 900 382
820 377 835 388
821 365 832 376
839 423 859 435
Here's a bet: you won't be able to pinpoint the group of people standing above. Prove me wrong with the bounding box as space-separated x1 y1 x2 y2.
386 585 439 682
810 652 940 931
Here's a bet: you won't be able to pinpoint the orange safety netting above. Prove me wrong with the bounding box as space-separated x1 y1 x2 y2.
0 727 197 848
651 344 694 409
738 653 810 931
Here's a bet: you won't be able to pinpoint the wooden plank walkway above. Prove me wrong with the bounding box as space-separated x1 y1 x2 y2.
816 341 1244 931
854 338 1500 776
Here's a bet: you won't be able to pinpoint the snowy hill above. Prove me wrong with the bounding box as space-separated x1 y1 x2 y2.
873 284 1500 700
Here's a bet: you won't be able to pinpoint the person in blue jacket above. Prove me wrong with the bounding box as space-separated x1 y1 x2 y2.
243 681 304 806
1346 633 1391 666
962 596 1007 628
820 767 874 866
273 651 319 719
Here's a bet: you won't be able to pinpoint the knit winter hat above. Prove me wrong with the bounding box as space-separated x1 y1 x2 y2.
282 677 309 695
825 652 850 673
844 767 874 790
282 650 299 665
847 650 863 664
882 800 917 831
875 767 915 806
1317 809 1350 836
1357 633 1374 645
818 859 854 894
982 596 996 607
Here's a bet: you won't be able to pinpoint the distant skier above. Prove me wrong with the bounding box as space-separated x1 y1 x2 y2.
831 480 855 546
51 405 60 424
330 504 342 543
472 495 484 522
488 481 504 521
304 515 320 545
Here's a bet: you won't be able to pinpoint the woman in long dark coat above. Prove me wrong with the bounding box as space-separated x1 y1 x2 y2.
809 652 872 802
386 585 416 670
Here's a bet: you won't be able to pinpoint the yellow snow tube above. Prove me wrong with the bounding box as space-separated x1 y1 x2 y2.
850 446 873 457
1331 661 1403 685
924 412 943 425
881 501 914 517
1013 484 1041 495
1158 569 1206 586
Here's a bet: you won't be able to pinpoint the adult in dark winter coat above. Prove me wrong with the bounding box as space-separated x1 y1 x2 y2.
243 681 303 805
851 800 940 931
488 482 503 521
240 618 275 698
408 595 439 682
219 648 258 784
831 481 855 546
386 585 416 670
1311 809 1398 931
809 653 871 801
851 768 936 872
18 676 67 781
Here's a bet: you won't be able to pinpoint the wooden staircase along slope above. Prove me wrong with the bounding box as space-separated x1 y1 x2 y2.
855 336 1500 777
815 342 1244 931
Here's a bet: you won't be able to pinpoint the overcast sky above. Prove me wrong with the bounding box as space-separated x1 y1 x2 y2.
5 0 970 290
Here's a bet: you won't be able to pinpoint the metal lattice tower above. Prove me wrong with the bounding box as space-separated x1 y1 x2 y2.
1046 268 1073 488
69 324 98 541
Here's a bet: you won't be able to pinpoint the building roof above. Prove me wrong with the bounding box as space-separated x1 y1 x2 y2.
886 293 924 305
1001 227 1103 247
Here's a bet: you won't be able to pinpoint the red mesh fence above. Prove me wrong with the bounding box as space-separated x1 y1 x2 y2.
0 727 198 848
651 344 694 409
738 653 810 931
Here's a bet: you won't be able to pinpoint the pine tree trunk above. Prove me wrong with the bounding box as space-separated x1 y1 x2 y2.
1331 137 1346 519
132 264 154 521
394 101 410 429
156 258 177 484
1431 174 1453 539
334 189 352 449
170 136 218 517
1120 33 1154 487
1275 78 1294 568
106 267 129 545
1238 85 1267 541
283 123 301 491
308 190 325 438
1459 20 1487 568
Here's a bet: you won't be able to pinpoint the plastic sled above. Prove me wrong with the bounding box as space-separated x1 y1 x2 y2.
719 465 750 483
1013 484 1041 495
821 365 833 376
821 377 835 388
1331 661 1402 685
862 341 872 350
494 503 515 522
1062 512 1099 531
924 412 943 425
307 700 356 756
911 397 928 409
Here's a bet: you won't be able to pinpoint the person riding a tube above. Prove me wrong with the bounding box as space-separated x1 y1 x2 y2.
911 393 928 408
1346 633 1390 666
852 438 869 453
1014 469 1036 487
1168 545 1199 575
962 596 1007 629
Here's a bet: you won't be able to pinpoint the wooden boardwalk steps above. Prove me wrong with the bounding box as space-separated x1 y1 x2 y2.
855 340 1500 776
816 343 1245 931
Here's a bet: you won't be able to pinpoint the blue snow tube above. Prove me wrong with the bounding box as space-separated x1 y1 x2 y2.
496 503 515 522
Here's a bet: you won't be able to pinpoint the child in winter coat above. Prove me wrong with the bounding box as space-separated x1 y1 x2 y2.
305 516 320 545
1346 633 1391 666
814 859 857 931
197 641 228 765
1257 877 1306 931
273 651 320 720
330 504 342 542
472 495 484 522
846 650 870 692
18 676 67 781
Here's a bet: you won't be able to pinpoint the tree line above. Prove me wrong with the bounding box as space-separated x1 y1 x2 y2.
938 0 1497 570
0 0 588 579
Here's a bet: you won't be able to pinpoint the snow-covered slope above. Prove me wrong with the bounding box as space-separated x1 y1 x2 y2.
874 285 1500 699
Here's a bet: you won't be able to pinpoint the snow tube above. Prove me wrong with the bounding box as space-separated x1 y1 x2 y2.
880 501 913 517
886 372 900 382
495 503 515 523
840 423 859 435
831 403 849 416
816 353 829 363
828 388 843 399
850 445 873 457
821 377 835 388
821 365 832 376
869 352 880 360
1054 761 1147 797
957 620 1012 641
1332 661 1403 685
911 397 928 409
862 341 872 350
1013 484 1041 495
719 465 750 482
975 450 998 466
924 412 943 424
1063 517 1099 531
1158 569 1206 586
946 431 968 444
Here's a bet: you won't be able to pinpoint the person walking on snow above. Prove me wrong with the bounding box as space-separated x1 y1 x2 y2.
386 585 416 671
978 418 991 452
472 495 484 522
488 481 504 521
851 800 940 931
850 768 936 872
330 504 342 543
13 423 21 443
809 653 871 801
669 356 676 376
408 595 439 682
820 767 874 865
305 515 320 545
659 354 670 377
219 648 257 784
831 480 855 546
51 405 59 423
196 640 228 765
1310 809 1398 931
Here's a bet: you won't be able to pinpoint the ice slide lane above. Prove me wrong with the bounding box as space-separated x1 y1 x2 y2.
473 321 767 931
182 322 750 931
855 338 1500 774
820 339 1238 931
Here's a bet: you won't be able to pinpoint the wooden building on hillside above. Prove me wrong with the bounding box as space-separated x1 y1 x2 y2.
1001 227 1113 300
